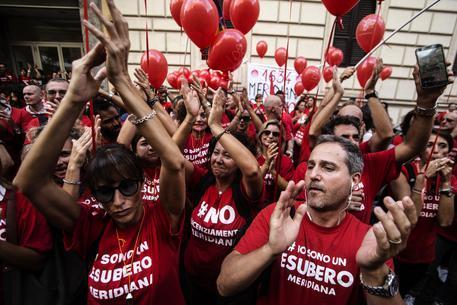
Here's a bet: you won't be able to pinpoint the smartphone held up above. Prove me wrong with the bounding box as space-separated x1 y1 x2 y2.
415 44 449 89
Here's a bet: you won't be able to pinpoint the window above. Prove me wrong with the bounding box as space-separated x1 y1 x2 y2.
332 0 377 67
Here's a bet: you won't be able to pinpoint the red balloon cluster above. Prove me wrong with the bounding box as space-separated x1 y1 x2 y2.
323 66 335 83
326 47 344 67
356 14 385 53
180 0 219 49
208 29 247 72
380 66 392 80
321 0 360 17
230 0 260 34
140 50 168 89
356 56 377 88
256 40 268 58
294 57 308 74
301 66 321 91
275 47 287 67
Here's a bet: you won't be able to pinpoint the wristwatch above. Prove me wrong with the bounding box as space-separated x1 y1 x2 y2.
414 105 437 117
440 188 454 197
360 269 399 298
365 91 378 100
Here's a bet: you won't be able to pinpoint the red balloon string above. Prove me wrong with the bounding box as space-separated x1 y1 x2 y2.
83 0 96 153
367 1 383 56
144 0 150 72
337 17 344 30
323 19 337 70
273 0 292 201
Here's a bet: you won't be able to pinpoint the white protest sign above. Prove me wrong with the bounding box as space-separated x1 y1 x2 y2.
247 63 301 108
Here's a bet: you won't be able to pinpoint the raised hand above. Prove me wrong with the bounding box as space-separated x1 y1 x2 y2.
265 143 279 169
68 128 92 170
339 66 355 83
364 58 383 92
356 196 417 271
83 0 130 84
180 77 200 118
208 88 226 128
43 99 60 118
413 63 454 108
348 189 365 211
267 181 308 255
332 67 344 95
134 67 153 99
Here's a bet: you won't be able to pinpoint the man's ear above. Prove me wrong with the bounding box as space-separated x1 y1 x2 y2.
351 173 361 189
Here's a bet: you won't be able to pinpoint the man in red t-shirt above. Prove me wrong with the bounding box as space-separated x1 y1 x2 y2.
218 135 417 305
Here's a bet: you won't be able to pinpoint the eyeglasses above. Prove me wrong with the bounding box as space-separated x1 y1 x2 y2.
47 90 67 96
92 180 139 204
263 130 280 137
240 116 251 122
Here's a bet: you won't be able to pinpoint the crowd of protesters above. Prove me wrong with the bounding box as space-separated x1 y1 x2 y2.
0 1 456 305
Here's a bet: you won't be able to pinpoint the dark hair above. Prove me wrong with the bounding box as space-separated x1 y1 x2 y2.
255 94 263 100
315 135 364 174
361 104 374 131
400 110 415 136
131 132 143 154
432 129 453 152
322 115 361 136
275 90 284 96
86 144 144 190
207 131 257 169
176 100 188 123
45 78 69 90
294 99 306 111
93 95 117 115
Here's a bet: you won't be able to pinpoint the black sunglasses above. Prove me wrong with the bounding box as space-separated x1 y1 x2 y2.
240 116 251 122
93 180 139 204
263 130 280 137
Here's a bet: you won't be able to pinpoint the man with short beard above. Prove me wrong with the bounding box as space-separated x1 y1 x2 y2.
94 97 122 145
217 135 417 305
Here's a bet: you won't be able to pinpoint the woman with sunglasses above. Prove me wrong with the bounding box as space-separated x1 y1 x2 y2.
257 120 295 206
175 86 263 305
14 2 186 305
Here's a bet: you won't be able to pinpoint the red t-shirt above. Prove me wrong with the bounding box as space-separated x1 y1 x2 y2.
0 189 53 252
235 202 371 305
297 123 311 163
358 141 370 154
397 165 457 263
141 167 160 206
281 112 294 142
257 154 295 205
184 165 261 293
64 202 185 305
293 148 400 223
183 131 212 167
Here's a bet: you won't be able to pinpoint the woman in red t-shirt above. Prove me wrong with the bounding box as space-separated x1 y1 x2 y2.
256 120 295 206
14 7 187 305
176 84 263 305
391 130 456 296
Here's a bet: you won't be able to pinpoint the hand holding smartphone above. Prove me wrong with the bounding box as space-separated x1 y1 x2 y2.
415 44 449 88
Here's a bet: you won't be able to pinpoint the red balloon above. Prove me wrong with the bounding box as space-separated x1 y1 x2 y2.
356 56 377 88
327 48 344 66
207 29 247 72
356 14 386 53
230 0 260 34
380 66 392 80
321 0 360 17
294 57 308 74
170 0 185 27
256 40 268 58
294 81 304 96
178 67 191 80
209 75 221 90
167 73 178 89
275 47 287 67
191 70 200 79
223 0 232 20
220 79 230 90
140 50 168 89
181 0 219 49
176 75 184 89
301 66 321 91
323 66 334 83
199 70 211 84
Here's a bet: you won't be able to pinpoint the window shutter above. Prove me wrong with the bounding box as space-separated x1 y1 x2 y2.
333 0 377 67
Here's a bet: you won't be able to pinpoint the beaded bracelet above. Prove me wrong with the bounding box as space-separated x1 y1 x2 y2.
63 178 82 185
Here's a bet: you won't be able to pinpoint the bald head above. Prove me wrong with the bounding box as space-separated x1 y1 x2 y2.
338 104 363 122
264 95 283 120
23 85 43 106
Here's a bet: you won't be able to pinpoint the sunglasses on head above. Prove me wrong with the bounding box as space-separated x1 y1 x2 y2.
92 179 139 204
263 130 280 137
